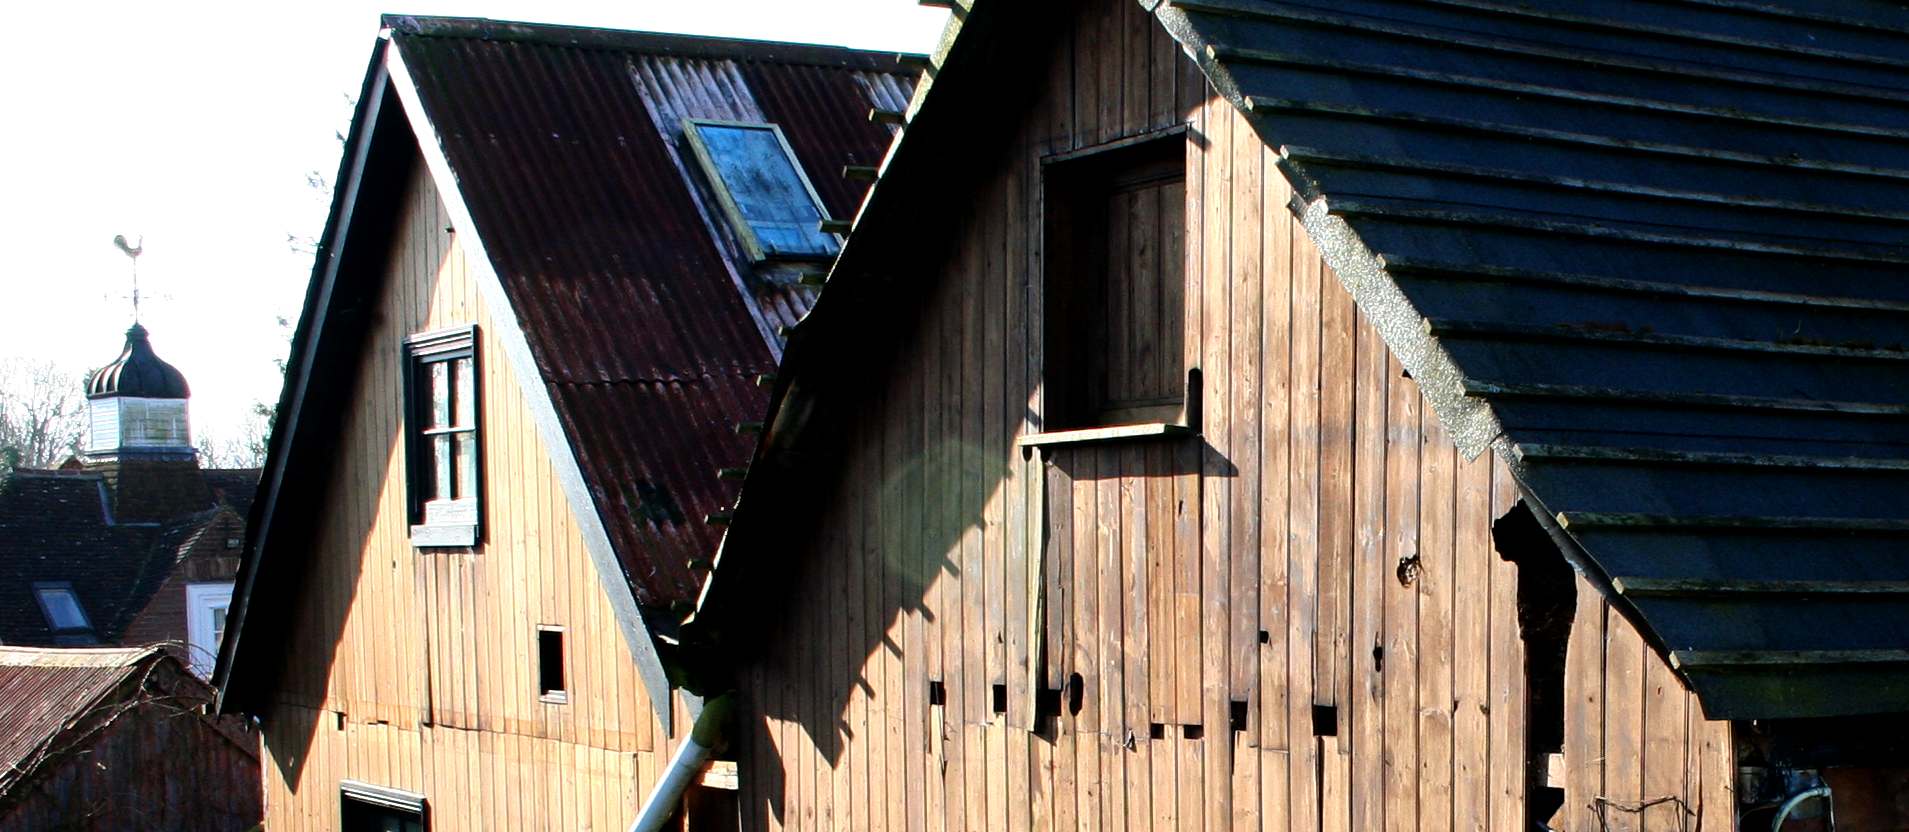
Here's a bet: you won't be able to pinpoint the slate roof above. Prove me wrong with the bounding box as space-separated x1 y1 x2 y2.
707 0 1909 719
0 468 252 646
386 19 913 606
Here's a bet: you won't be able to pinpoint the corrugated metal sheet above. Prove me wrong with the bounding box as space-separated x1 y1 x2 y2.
0 645 259 828
389 19 917 606
1160 0 1909 717
0 646 157 795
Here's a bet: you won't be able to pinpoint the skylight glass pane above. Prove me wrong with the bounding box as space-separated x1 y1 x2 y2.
37 588 89 631
691 122 838 259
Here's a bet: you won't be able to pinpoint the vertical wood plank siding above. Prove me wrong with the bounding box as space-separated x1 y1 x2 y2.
258 162 672 830
744 1 1736 830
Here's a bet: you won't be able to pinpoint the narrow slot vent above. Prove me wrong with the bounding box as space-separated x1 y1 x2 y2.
538 627 567 703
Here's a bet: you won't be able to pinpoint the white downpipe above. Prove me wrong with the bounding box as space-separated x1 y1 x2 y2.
630 694 733 832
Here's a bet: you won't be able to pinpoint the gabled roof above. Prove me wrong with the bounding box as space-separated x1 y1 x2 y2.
216 16 916 722
390 17 911 605
0 467 248 646
704 0 1909 719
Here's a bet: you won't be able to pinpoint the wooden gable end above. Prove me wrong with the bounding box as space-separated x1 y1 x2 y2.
256 161 682 831
732 1 1734 830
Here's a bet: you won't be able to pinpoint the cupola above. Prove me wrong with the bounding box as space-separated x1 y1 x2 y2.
84 324 193 460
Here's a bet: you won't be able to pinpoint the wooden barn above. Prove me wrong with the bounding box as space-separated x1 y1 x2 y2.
210 16 915 831
693 1 1909 830
0 646 260 830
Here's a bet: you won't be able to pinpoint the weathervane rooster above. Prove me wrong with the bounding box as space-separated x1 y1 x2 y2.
112 234 144 321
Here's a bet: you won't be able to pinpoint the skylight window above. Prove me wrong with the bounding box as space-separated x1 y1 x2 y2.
33 582 95 643
683 119 840 261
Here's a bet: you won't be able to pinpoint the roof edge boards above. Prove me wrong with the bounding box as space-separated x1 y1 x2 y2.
385 43 680 736
214 42 393 713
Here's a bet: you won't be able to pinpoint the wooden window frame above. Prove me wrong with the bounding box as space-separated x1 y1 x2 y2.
404 325 483 549
341 780 428 830
681 117 841 263
1039 126 1194 437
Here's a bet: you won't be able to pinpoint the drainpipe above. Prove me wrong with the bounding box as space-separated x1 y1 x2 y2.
629 693 735 832
1771 785 1833 832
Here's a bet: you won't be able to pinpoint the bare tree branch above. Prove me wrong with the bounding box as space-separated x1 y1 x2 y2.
0 359 87 469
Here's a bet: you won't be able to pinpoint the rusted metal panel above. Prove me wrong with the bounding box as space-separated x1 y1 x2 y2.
0 646 260 830
390 20 918 606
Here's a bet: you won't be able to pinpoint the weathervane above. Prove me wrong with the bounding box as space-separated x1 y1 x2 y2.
111 234 145 322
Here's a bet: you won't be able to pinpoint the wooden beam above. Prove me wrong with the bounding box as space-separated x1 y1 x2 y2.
1015 423 1195 448
1559 512 1909 533
717 467 749 481
819 218 855 235
842 164 880 182
1671 649 1909 668
735 421 764 435
699 760 740 790
868 108 906 126
798 271 829 287
705 509 735 526
1614 577 1909 596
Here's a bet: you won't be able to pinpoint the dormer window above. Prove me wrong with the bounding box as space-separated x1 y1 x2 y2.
33 582 96 644
682 119 840 262
405 326 482 548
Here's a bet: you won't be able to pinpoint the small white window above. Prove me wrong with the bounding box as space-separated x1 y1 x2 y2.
186 582 234 678
34 583 94 643
683 119 840 261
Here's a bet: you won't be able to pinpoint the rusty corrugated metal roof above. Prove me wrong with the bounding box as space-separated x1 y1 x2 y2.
0 646 161 797
388 18 918 606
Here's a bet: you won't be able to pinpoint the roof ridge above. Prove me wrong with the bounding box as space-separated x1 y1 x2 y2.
383 14 924 71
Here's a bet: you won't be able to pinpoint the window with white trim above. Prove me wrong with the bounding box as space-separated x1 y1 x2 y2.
405 326 482 548
185 581 234 678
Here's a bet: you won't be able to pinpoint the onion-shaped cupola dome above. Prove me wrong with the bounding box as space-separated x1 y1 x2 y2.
86 323 189 400
83 324 193 459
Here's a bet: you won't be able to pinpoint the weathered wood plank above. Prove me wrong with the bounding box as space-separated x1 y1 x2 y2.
1418 408 1457 832
1488 459 1528 829
1349 309 1389 832
1382 350 1421 832
1452 449 1494 832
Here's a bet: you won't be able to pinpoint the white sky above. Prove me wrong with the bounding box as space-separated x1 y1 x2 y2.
0 0 947 447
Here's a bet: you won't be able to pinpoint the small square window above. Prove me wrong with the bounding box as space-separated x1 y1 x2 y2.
1044 134 1189 430
33 582 95 644
539 626 567 704
683 119 840 262
405 326 482 548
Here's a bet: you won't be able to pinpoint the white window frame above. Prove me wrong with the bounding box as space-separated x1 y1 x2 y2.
185 581 234 678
